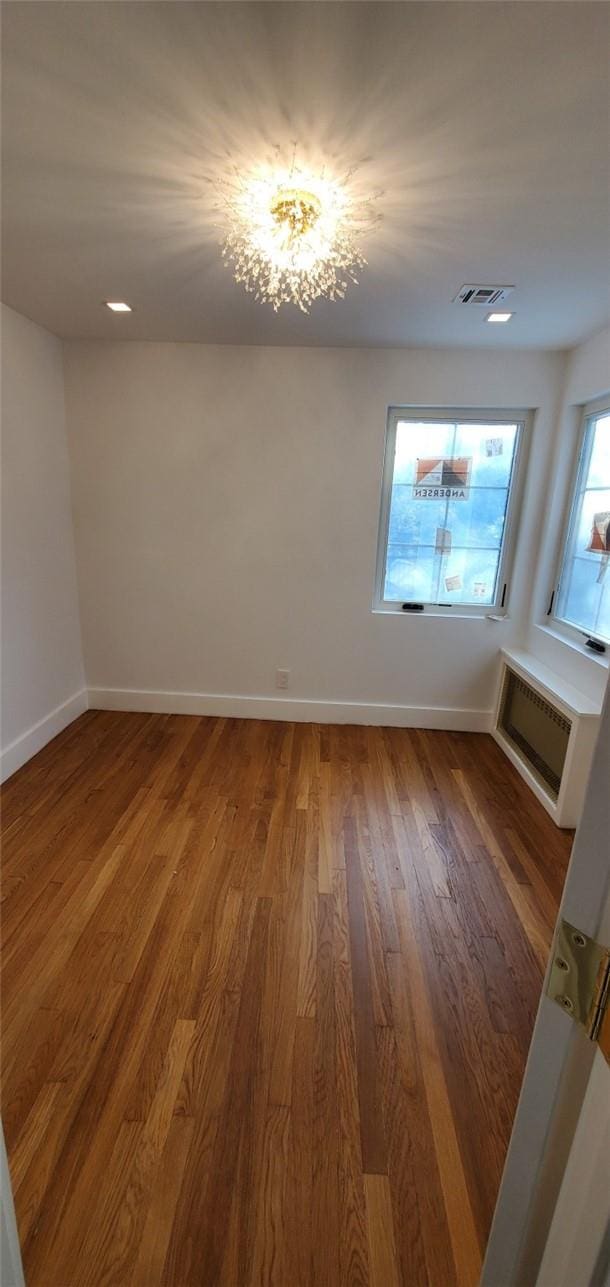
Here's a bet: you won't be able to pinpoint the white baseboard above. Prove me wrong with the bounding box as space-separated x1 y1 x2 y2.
88 686 493 733
0 689 88 783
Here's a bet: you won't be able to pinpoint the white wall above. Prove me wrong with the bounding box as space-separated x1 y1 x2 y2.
63 341 563 726
2 319 603 758
526 324 610 705
1 305 86 779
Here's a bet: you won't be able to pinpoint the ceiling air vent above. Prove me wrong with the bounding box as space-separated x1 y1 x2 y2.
453 284 514 306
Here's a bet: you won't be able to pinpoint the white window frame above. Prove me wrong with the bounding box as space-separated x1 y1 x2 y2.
549 396 610 648
373 406 530 616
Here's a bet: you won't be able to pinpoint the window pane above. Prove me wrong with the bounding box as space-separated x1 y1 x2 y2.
382 416 520 605
453 423 518 490
388 489 446 547
574 488 610 557
385 545 438 602
556 409 610 643
587 413 610 487
446 488 509 550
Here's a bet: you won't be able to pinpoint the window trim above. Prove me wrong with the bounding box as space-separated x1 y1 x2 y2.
549 397 610 647
373 406 531 617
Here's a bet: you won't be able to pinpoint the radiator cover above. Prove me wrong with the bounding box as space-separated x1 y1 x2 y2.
492 651 601 829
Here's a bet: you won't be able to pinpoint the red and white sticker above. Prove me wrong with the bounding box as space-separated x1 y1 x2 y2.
413 457 471 500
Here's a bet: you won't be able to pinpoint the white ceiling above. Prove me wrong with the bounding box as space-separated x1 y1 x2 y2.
2 1 609 349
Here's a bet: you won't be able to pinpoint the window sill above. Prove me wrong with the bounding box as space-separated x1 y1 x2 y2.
372 606 510 621
535 622 609 670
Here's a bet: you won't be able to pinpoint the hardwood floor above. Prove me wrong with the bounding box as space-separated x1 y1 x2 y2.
1 711 573 1286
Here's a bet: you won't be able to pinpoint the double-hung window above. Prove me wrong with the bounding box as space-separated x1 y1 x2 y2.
375 407 528 613
551 401 610 645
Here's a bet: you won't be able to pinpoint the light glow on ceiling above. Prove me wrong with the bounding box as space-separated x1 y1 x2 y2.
105 301 132 312
485 311 514 323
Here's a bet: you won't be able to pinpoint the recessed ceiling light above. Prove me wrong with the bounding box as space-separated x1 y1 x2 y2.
486 311 514 323
105 301 132 312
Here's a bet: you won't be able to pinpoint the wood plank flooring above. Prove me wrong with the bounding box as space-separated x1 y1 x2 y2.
1 712 573 1286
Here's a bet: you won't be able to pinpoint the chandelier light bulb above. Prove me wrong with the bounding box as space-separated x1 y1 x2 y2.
217 159 380 312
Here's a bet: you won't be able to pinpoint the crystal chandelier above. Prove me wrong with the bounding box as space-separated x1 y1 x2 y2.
218 159 380 312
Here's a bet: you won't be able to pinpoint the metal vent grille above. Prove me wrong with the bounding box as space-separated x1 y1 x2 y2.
499 670 571 799
453 284 514 306
509 675 571 731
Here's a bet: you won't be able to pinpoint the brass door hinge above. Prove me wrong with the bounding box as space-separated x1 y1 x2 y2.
547 919 610 1066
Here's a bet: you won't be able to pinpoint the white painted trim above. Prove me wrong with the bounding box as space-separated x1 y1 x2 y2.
500 647 601 717
492 652 600 827
535 1050 610 1287
534 623 609 675
482 684 610 1287
374 407 531 617
0 689 88 783
1 1124 25 1287
491 726 560 822
88 686 493 732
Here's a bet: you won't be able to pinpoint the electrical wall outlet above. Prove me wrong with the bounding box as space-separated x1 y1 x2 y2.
276 669 290 690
